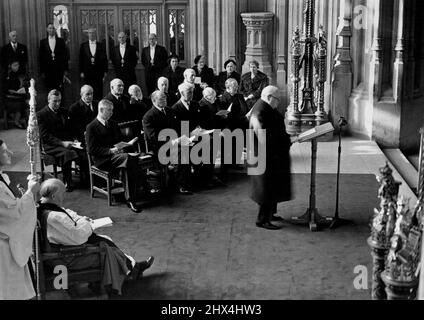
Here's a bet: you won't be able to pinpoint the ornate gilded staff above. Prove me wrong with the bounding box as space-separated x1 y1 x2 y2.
27 79 42 300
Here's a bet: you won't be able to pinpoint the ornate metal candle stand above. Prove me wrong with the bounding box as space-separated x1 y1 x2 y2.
368 163 401 300
381 196 423 300
286 0 328 135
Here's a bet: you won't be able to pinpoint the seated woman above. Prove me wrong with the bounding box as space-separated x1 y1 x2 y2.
162 55 185 106
215 59 241 96
0 139 39 300
3 60 30 129
240 59 269 110
37 178 154 296
192 55 215 101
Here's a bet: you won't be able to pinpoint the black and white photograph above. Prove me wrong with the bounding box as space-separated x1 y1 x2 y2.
1 0 424 309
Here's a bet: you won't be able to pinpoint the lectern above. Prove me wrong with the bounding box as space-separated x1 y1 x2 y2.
291 123 334 231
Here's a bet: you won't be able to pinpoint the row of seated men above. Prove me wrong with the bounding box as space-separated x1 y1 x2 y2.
0 27 269 129
37 73 251 213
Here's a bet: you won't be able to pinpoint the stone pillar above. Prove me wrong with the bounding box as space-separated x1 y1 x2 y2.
331 0 353 128
368 0 384 100
274 0 289 109
241 12 274 77
393 0 405 103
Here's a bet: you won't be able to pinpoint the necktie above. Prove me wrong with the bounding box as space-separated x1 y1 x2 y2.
12 44 17 52
104 120 109 128
162 108 166 116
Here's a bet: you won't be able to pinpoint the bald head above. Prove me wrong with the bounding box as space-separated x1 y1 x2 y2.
40 179 66 206
261 86 280 109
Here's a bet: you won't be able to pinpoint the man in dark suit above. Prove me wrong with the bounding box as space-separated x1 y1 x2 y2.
142 33 168 95
37 90 88 192
171 83 202 194
111 32 138 91
143 91 177 156
104 78 131 123
85 99 143 213
79 28 108 101
39 23 69 94
69 85 98 146
0 31 28 73
249 86 293 230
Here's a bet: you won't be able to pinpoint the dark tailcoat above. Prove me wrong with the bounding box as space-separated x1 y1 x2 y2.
103 92 131 123
111 44 138 89
0 42 28 73
141 45 168 94
79 41 108 100
249 99 292 205
39 36 69 92
68 99 99 145
215 71 241 96
142 106 176 155
162 65 185 106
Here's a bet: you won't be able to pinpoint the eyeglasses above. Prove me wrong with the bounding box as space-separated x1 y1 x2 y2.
270 95 280 102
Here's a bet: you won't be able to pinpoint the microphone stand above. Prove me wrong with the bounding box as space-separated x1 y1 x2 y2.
329 117 353 229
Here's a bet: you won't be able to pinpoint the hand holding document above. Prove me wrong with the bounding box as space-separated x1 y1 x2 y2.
216 103 233 117
114 137 139 151
90 217 113 231
194 77 202 85
72 141 83 149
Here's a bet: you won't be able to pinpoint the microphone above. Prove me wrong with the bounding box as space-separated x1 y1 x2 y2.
338 116 347 127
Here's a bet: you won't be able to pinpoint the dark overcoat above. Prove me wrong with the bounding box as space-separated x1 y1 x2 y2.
249 99 292 205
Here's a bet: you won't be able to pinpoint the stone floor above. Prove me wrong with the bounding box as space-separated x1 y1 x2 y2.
0 128 418 300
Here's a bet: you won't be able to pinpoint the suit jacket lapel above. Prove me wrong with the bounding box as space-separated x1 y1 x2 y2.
84 42 91 58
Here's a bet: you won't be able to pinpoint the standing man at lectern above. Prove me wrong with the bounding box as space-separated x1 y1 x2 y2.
249 86 293 230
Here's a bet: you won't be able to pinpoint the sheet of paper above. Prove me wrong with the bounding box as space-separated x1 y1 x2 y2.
91 217 113 230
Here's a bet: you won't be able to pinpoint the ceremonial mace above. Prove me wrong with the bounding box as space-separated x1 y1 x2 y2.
27 79 42 300
329 116 353 229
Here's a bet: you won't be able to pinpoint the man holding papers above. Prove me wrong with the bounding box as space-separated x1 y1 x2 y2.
86 99 143 213
37 179 154 295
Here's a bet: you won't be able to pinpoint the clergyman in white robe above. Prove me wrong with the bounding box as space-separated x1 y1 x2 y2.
0 172 36 300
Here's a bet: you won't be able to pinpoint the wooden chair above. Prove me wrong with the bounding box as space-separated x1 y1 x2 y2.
86 148 125 207
34 220 106 300
39 143 80 182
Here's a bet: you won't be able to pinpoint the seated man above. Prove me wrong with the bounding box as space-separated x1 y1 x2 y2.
86 99 143 213
37 89 88 191
104 78 131 123
171 83 201 194
37 178 154 295
69 85 98 148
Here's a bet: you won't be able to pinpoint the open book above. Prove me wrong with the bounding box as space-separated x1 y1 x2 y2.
114 137 139 150
297 122 335 143
90 217 113 230
216 103 233 117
